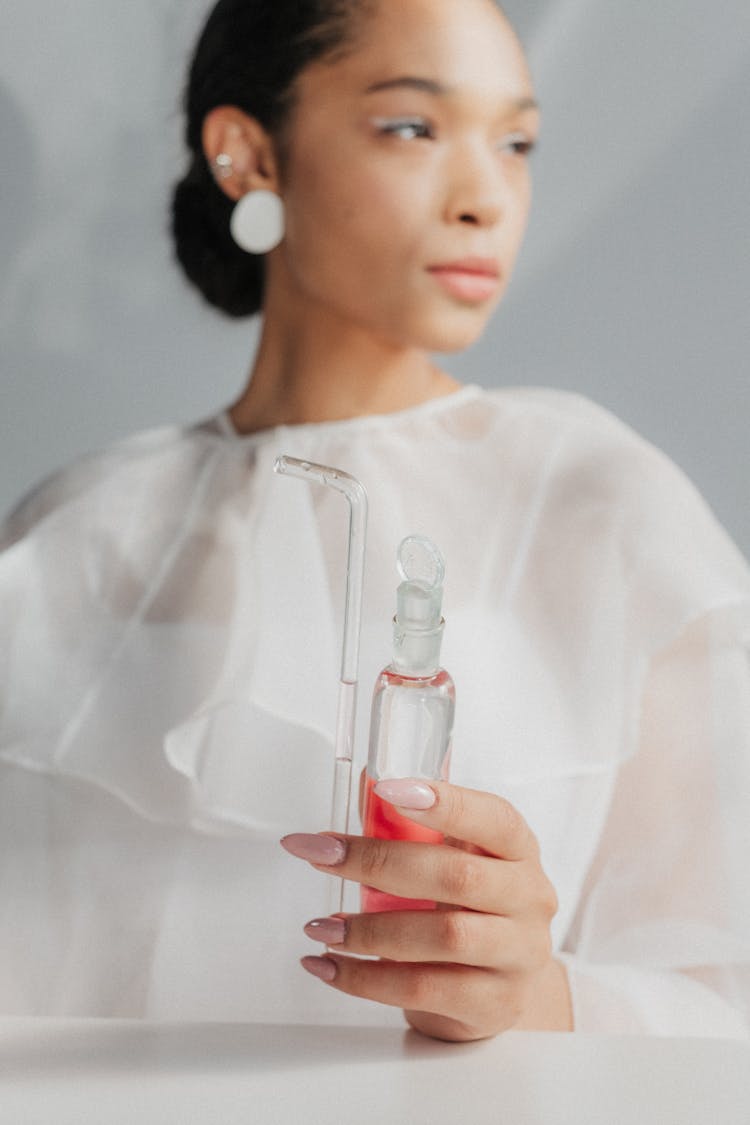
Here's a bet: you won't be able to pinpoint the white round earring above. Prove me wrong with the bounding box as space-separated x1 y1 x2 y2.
230 190 285 255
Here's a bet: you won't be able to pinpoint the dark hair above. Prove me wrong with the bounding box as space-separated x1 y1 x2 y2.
171 0 372 318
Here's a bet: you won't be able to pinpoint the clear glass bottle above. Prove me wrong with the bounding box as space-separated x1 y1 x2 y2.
361 536 455 912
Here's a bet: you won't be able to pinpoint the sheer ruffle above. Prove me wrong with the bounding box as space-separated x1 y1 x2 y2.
2 386 748 829
0 427 342 834
1 386 749 1025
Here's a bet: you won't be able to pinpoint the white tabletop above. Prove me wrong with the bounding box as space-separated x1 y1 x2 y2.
1 1020 748 1125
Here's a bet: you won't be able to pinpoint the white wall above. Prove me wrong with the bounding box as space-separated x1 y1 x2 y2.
2 0 749 553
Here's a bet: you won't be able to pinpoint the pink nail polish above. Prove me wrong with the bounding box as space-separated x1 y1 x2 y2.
280 834 347 866
301 956 338 983
373 778 437 810
304 917 347 945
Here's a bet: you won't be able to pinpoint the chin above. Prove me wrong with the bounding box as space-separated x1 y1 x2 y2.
412 309 496 354
351 297 498 354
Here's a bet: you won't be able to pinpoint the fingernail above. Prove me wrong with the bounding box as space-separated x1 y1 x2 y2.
301 955 338 983
304 917 347 945
374 778 436 810
281 834 347 866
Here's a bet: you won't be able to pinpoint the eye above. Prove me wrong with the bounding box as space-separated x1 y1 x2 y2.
373 116 435 141
498 132 537 157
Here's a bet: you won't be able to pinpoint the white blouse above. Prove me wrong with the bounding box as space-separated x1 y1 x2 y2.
1 384 749 1034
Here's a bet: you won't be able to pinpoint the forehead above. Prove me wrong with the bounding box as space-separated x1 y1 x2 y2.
303 0 533 105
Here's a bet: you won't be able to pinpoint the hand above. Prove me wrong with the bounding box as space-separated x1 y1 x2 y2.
281 779 572 1041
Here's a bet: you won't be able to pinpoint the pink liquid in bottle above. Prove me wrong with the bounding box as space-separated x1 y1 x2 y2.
361 772 444 912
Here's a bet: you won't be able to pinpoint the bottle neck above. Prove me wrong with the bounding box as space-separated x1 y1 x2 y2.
391 617 445 678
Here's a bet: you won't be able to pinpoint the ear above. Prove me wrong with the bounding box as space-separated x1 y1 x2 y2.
202 106 282 202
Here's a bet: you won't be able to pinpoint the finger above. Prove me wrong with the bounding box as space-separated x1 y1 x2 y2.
282 832 524 913
372 779 539 861
304 910 548 973
300 953 519 1032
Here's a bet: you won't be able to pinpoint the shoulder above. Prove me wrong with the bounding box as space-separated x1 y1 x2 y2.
0 417 227 551
482 385 750 642
480 383 663 460
456 383 661 475
480 385 728 524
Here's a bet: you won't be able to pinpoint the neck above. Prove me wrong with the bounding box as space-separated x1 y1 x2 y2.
228 276 460 435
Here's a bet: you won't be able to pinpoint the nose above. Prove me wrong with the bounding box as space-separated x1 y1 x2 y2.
443 143 508 229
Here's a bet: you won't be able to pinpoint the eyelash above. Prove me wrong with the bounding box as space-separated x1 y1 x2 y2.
501 134 537 157
375 117 435 141
374 117 537 156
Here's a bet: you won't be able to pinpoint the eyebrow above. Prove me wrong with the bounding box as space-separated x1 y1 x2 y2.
364 76 539 113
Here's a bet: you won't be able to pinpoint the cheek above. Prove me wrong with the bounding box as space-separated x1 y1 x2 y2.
286 151 428 274
513 173 533 233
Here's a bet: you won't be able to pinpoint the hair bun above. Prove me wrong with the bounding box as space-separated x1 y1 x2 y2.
170 161 265 318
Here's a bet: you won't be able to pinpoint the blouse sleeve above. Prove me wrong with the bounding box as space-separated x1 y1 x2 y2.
559 565 750 1038
517 394 750 1038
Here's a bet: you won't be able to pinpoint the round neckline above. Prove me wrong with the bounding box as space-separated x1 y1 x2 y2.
215 383 483 443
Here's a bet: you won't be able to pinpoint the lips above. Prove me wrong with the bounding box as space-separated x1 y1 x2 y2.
429 258 501 277
427 258 501 302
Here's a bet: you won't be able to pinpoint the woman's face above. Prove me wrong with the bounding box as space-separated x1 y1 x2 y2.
272 0 540 353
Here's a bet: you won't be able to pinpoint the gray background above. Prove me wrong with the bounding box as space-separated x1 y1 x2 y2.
1 1 749 554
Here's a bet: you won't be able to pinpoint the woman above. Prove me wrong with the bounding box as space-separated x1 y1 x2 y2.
1 0 748 1040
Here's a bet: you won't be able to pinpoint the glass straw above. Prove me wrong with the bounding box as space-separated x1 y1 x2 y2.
274 456 368 913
